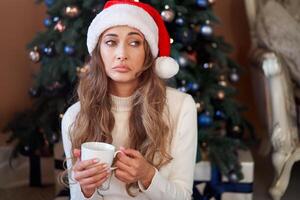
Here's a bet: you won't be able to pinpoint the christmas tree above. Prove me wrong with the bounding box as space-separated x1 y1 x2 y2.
3 0 253 181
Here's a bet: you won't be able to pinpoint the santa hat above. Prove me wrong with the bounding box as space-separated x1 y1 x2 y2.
87 0 179 79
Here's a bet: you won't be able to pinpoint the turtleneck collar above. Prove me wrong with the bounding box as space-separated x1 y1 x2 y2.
110 94 135 112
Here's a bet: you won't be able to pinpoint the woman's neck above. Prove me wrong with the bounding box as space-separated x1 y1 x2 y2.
109 80 138 97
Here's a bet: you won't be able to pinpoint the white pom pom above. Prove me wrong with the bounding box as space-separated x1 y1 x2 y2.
155 57 179 79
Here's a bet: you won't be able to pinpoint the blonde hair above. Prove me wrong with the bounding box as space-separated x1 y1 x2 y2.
69 38 173 196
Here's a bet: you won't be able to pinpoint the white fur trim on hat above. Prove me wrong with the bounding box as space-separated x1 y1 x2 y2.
155 57 179 79
87 4 158 57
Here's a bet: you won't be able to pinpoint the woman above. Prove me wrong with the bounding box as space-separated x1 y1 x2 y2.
61 1 197 199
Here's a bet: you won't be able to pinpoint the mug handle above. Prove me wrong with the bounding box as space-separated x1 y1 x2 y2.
114 150 122 158
110 150 123 171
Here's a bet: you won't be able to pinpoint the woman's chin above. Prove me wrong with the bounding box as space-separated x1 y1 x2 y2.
110 76 137 84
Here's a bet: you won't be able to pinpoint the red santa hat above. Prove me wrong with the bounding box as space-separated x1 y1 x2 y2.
87 0 179 79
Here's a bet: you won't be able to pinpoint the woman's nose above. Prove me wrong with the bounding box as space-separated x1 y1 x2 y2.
117 55 127 61
116 44 128 61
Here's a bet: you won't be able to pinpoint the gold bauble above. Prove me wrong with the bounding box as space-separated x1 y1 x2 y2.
65 6 80 18
196 101 205 112
217 90 225 100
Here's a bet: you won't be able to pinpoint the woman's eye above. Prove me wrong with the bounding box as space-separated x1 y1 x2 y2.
130 41 141 47
105 40 116 46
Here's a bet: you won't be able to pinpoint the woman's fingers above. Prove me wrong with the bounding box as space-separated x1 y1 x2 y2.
75 163 108 180
79 170 110 186
122 149 141 158
116 153 133 166
73 159 99 171
115 160 136 177
115 169 134 183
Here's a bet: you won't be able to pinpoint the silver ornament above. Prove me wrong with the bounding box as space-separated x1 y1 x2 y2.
229 171 239 182
178 55 188 67
230 72 240 82
161 9 175 22
200 25 213 36
29 50 40 63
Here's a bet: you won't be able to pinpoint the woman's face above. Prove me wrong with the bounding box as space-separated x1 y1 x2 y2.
100 25 146 85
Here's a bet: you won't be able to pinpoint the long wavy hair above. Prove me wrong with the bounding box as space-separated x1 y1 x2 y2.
69 34 173 196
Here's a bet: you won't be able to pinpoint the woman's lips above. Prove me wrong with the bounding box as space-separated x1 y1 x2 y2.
113 65 131 72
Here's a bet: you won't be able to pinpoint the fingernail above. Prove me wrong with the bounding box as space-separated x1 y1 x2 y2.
93 159 100 163
103 164 108 168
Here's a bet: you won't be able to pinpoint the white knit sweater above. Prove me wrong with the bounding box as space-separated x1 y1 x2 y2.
61 87 197 200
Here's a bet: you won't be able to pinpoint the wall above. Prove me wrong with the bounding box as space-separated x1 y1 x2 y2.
0 1 46 142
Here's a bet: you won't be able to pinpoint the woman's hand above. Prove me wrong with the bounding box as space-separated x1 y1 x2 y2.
114 148 155 189
72 149 110 198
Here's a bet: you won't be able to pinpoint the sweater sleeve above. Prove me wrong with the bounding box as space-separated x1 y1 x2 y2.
61 105 103 200
137 94 198 200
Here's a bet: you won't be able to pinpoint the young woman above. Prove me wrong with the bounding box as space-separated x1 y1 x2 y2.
61 1 197 199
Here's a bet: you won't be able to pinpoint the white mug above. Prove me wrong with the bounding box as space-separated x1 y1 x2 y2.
81 142 121 190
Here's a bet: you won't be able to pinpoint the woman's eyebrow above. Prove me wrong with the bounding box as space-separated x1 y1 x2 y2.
128 32 143 38
103 33 118 37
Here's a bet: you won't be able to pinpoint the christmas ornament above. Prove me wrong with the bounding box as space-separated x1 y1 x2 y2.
187 82 200 91
212 42 218 48
216 90 225 100
203 62 214 69
20 145 31 156
178 86 188 93
43 46 54 56
50 132 59 143
201 142 208 149
45 0 55 7
219 75 226 81
52 16 60 23
177 54 189 67
92 5 103 14
196 0 208 8
43 17 52 27
175 17 185 26
196 101 205 112
161 9 175 22
218 74 228 86
218 80 227 87
29 50 41 63
232 125 241 134
215 110 225 120
219 128 226 136
54 21 66 32
46 81 63 91
64 45 75 55
28 87 39 97
64 6 80 18
176 29 195 45
186 51 197 63
208 0 216 5
229 69 240 82
200 24 213 36
198 113 213 127
228 170 239 182
77 65 90 74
